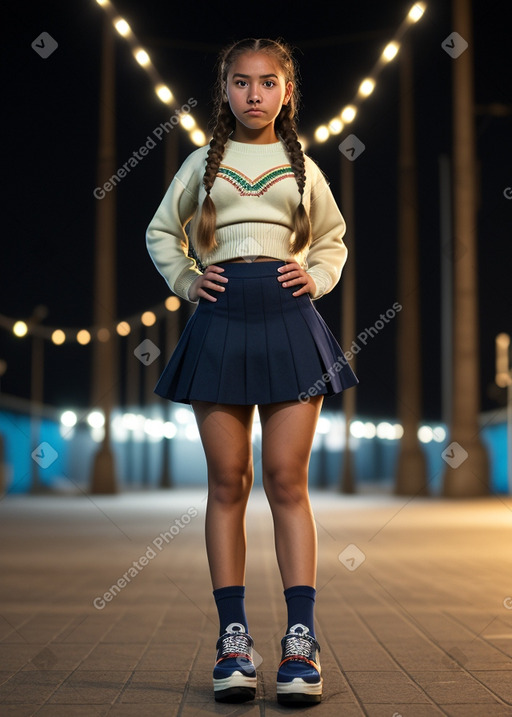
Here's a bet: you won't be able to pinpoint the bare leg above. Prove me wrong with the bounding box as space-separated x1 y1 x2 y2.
258 397 323 589
192 401 255 590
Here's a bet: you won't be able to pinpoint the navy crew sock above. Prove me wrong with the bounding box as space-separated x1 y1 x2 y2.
284 585 317 638
213 585 249 636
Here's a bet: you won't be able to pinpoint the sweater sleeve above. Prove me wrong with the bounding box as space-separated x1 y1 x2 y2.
146 155 204 303
305 162 348 300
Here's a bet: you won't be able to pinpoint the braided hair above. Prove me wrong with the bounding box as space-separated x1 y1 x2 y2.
195 38 312 255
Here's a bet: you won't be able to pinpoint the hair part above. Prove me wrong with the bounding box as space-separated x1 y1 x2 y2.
195 38 312 255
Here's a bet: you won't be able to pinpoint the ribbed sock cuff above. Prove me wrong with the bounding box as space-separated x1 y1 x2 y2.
213 585 248 636
284 585 316 637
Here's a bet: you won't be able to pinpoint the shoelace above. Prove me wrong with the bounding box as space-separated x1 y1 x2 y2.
219 633 252 660
283 635 314 660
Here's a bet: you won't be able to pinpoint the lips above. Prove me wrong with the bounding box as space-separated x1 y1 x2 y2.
245 109 264 115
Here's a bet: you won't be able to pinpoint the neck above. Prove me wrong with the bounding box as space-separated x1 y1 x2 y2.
231 122 279 144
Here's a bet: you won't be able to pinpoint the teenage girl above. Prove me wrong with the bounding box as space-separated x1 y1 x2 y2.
146 37 358 705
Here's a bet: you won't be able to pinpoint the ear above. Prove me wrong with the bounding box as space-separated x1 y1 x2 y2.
282 81 293 106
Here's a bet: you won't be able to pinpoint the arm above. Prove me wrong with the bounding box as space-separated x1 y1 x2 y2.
305 165 348 300
146 171 203 302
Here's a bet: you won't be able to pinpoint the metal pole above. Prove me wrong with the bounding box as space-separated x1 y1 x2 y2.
442 0 489 496
394 38 428 495
339 156 357 493
439 155 453 430
90 13 118 494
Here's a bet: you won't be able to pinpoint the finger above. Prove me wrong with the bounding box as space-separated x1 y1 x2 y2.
281 275 308 288
205 269 228 283
277 270 301 282
197 288 218 302
292 284 310 296
207 277 228 290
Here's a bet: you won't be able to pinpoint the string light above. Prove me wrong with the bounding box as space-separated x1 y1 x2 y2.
1 295 181 346
94 0 207 146
134 48 150 67
13 321 28 337
312 3 427 144
382 41 400 62
113 18 131 37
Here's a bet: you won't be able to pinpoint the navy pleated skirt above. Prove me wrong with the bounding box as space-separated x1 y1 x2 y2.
155 261 358 405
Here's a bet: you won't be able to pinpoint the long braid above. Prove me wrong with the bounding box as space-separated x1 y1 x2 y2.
277 105 312 253
196 104 235 252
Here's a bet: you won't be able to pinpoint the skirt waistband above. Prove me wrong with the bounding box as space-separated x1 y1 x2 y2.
214 260 286 278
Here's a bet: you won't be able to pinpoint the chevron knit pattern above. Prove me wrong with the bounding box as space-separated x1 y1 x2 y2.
217 164 295 197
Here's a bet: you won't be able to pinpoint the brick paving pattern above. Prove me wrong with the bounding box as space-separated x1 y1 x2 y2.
1 488 512 715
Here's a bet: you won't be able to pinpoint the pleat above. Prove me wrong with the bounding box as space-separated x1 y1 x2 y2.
154 260 358 405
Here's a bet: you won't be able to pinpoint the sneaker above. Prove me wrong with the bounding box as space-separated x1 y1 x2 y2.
276 623 322 704
213 622 257 702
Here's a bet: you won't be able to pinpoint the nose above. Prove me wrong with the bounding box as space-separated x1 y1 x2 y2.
248 85 261 104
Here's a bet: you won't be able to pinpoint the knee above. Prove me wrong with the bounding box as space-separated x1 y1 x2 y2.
209 463 253 505
263 463 308 506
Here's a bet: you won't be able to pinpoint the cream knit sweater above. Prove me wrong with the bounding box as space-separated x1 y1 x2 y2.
146 139 347 302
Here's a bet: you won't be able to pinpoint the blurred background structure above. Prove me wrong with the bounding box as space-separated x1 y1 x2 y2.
1 0 511 497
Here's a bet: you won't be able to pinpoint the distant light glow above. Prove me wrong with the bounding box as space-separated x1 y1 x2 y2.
163 422 177 439
314 125 329 142
408 2 426 22
13 321 28 337
156 85 173 104
180 114 196 130
316 416 331 435
165 296 180 312
358 78 375 97
382 42 400 62
328 118 343 134
77 329 91 345
341 105 357 123
116 321 131 336
141 311 156 327
61 410 77 427
134 48 150 67
190 129 206 146
114 18 131 37
87 411 105 428
51 329 66 345
418 425 433 443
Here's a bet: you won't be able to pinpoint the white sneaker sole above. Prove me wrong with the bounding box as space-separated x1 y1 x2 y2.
213 671 257 702
277 676 323 701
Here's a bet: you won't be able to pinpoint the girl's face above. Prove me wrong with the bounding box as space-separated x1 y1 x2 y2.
225 51 293 144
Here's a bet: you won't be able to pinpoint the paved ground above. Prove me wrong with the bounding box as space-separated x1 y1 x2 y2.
1 487 512 716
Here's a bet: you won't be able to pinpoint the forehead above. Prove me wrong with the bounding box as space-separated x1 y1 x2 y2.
227 51 284 78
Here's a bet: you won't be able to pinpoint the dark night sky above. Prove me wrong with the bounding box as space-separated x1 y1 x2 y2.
2 0 511 422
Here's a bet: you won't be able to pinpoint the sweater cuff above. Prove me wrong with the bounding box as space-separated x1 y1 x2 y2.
306 267 332 300
174 268 201 303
